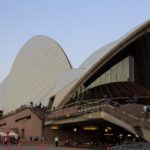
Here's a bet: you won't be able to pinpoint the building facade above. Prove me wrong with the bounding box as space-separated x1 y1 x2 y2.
0 20 150 144
0 106 44 141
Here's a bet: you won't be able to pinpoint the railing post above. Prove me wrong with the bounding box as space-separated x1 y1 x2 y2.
106 144 110 150
8 142 10 150
18 142 21 150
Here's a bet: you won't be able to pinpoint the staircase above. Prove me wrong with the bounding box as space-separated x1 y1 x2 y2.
103 102 150 141
46 99 150 142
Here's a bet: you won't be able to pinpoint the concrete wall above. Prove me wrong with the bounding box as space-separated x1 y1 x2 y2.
0 108 43 141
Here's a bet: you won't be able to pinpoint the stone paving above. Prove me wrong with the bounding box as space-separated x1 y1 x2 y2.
0 145 95 150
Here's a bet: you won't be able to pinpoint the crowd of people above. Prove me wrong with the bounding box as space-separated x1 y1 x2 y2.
0 131 19 145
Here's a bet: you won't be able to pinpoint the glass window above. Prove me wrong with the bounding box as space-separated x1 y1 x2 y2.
70 56 133 102
106 70 111 83
129 56 134 81
95 77 100 87
90 81 95 88
101 73 106 84
117 61 123 81
123 57 129 81
111 65 117 82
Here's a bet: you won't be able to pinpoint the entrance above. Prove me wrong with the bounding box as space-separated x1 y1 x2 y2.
45 119 143 147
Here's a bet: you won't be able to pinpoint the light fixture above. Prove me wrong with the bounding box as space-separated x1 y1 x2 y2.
50 126 59 130
73 128 77 132
104 133 114 136
106 127 112 130
105 128 108 132
135 134 139 138
83 126 98 131
127 134 131 137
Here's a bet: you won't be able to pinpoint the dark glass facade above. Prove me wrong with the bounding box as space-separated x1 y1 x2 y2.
65 30 150 105
71 56 134 102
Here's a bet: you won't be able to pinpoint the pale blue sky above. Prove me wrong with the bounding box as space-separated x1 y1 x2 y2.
0 0 150 83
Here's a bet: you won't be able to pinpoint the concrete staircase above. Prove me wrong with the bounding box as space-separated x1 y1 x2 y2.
103 103 150 142
46 100 150 142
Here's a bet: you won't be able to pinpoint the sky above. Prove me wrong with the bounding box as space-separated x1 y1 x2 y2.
0 0 150 83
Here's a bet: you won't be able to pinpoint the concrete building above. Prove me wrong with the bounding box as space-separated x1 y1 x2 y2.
0 20 150 144
45 20 150 143
0 105 45 141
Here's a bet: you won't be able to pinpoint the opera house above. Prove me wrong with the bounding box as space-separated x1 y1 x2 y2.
0 20 150 145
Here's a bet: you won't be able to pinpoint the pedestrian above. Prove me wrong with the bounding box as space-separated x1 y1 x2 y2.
143 105 149 118
54 136 59 147
30 136 33 142
133 94 138 104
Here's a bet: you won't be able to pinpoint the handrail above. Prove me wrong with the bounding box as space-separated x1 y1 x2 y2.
46 99 150 133
104 105 139 125
47 99 121 119
47 99 102 113
46 99 150 126
112 142 150 150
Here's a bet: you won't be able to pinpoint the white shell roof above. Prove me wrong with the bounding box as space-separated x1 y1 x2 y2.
0 20 150 113
0 35 72 114
80 20 150 71
41 68 85 106
80 41 117 70
57 20 150 106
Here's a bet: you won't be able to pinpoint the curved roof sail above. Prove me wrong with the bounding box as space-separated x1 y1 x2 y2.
0 35 71 114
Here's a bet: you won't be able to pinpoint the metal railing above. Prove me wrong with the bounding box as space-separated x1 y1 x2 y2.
46 99 123 120
111 142 150 150
46 99 150 132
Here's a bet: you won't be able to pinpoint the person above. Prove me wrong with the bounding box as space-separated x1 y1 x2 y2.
54 136 59 147
128 95 133 104
133 94 138 104
143 105 149 118
30 136 32 142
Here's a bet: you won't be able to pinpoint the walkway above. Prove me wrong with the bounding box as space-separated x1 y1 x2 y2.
0 145 94 150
